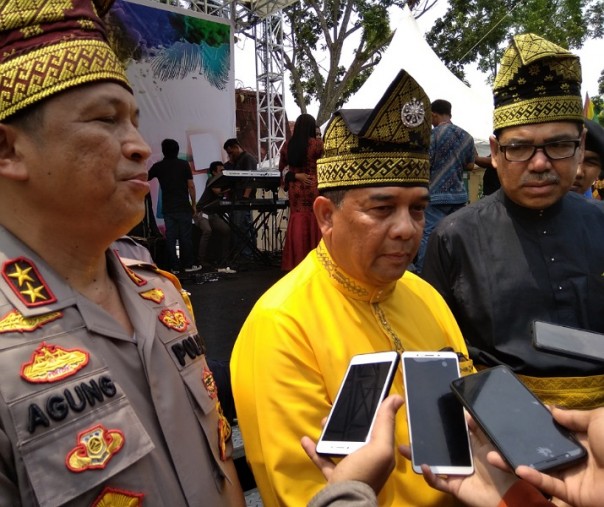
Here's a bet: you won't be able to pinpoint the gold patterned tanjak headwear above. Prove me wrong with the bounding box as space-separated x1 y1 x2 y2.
317 70 431 190
0 0 130 122
493 33 583 132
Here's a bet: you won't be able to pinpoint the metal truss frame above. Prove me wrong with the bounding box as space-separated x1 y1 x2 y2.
253 14 287 169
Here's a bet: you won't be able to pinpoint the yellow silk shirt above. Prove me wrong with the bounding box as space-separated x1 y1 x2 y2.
231 241 469 507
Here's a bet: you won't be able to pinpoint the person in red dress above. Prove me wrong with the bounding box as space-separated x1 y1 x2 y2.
279 114 324 270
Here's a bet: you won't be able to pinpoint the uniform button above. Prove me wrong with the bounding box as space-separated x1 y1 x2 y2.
550 257 555 262
558 286 563 290
543 230 548 235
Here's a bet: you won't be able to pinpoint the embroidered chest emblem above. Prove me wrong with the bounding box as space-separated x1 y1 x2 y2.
2 257 57 307
92 487 144 507
66 424 125 473
139 288 165 304
21 342 90 383
158 308 189 332
0 309 62 334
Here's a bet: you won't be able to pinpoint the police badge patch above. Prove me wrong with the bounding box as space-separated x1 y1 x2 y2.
66 424 125 473
158 309 189 333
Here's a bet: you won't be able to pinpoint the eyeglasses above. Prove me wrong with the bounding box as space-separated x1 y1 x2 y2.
497 139 581 162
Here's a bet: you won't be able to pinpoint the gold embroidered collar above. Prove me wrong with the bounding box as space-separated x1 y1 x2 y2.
316 241 396 303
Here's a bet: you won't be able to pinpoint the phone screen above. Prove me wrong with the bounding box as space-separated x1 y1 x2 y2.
533 320 604 363
403 353 472 472
451 366 586 472
321 361 394 443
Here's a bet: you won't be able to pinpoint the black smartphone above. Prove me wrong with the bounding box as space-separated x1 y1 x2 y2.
451 365 587 472
532 320 604 362
402 351 473 475
316 351 400 456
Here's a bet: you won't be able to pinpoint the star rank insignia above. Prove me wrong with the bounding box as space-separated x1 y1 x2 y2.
139 288 165 304
158 308 189 332
2 257 57 307
66 424 124 473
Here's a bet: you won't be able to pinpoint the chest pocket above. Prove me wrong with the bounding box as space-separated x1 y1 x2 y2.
18 391 154 507
0 331 154 507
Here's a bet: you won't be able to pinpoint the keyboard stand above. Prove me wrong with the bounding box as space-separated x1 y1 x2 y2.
215 200 286 266
222 211 270 265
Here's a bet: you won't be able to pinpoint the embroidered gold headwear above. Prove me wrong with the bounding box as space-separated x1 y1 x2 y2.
317 70 431 190
0 0 130 122
493 33 583 132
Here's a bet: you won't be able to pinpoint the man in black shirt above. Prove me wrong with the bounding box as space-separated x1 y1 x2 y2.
148 139 201 274
422 34 604 409
223 138 257 260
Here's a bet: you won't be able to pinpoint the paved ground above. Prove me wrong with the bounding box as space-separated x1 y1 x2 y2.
183 263 284 361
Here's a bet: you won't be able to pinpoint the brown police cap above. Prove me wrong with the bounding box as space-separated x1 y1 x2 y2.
0 0 130 121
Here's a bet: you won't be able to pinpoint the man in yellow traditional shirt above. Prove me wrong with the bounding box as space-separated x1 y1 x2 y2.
231 70 472 507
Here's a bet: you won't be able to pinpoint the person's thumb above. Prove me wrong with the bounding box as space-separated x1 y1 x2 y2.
369 394 405 445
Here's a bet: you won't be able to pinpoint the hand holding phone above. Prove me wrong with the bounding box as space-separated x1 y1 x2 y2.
316 351 400 456
451 365 587 473
402 351 473 475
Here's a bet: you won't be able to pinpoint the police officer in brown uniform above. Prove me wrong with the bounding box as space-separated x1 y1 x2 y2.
0 1 245 505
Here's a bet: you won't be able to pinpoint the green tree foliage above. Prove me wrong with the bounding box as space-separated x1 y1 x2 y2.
281 0 434 124
595 70 604 124
426 0 604 84
179 17 230 47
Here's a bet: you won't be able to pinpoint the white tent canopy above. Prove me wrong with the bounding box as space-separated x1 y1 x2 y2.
344 6 494 151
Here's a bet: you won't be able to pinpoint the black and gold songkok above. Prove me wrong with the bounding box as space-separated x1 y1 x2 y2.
317 70 431 190
493 33 583 132
585 119 604 162
0 0 130 121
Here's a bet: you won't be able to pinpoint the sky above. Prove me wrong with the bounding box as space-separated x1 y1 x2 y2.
233 2 604 121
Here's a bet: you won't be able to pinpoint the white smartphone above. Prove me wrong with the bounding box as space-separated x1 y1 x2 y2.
402 351 473 475
316 351 400 456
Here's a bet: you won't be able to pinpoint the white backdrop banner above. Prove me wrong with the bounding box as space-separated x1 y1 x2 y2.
107 0 235 222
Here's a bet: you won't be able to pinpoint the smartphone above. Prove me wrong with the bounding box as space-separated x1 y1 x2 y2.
451 365 587 472
402 351 473 475
316 351 400 456
533 320 604 363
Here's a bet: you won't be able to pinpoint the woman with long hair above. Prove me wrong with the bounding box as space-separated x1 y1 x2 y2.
279 113 324 270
